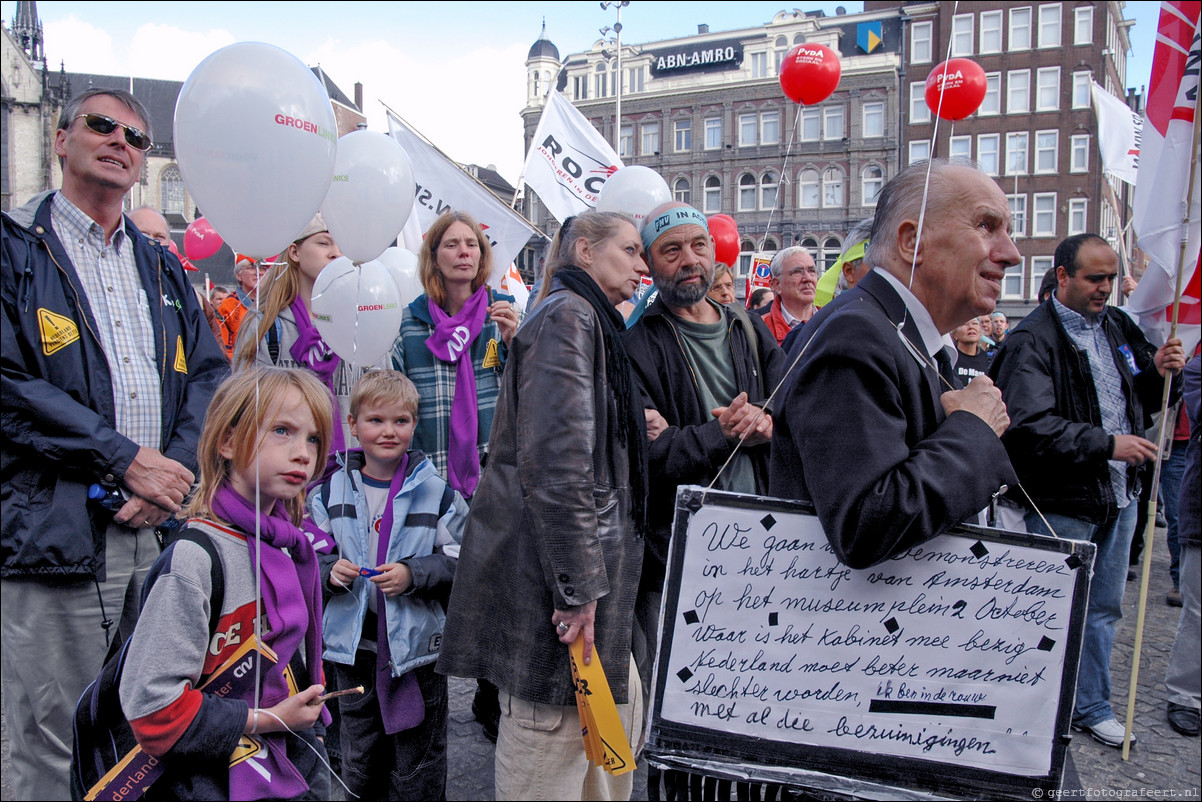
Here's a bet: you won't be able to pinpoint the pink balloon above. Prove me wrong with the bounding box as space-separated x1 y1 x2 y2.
184 217 223 261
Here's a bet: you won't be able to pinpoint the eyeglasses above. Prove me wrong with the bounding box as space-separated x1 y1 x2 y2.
73 113 152 151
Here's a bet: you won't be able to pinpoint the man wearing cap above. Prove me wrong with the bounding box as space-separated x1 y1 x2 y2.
770 159 1018 570
624 202 785 706
1 88 228 799
218 252 270 359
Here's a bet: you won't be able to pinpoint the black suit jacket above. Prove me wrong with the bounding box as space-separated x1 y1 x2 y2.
769 270 1017 569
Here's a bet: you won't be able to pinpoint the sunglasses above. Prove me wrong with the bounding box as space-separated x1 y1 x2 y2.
73 113 153 151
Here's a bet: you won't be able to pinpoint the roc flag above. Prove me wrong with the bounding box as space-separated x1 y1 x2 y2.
1129 0 1201 353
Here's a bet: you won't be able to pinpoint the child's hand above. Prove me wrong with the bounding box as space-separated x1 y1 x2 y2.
249 684 325 734
329 559 359 590
370 563 412 597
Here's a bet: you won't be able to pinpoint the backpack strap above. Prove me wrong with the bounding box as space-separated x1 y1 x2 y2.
166 528 226 637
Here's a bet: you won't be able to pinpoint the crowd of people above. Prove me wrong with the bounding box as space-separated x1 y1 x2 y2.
2 87 1199 802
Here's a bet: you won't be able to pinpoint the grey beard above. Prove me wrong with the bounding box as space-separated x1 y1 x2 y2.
655 273 712 308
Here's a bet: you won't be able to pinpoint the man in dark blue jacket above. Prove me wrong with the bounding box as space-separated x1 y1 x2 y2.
991 233 1185 748
0 88 228 799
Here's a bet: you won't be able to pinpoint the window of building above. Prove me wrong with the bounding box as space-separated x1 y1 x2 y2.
642 122 660 155
978 134 1000 175
595 63 608 99
739 173 757 211
911 82 931 123
952 13 974 56
980 10 1003 54
1008 194 1027 238
761 111 780 146
704 175 722 213
619 125 634 158
1006 131 1029 175
801 107 821 141
1068 198 1088 234
1010 7 1033 51
1070 134 1090 172
627 65 645 94
980 72 1001 116
1036 67 1060 111
862 165 884 206
950 135 973 163
751 51 769 79
1074 6 1094 45
822 167 844 207
674 119 692 152
1033 192 1057 236
1003 258 1025 299
705 117 722 150
674 177 691 205
1072 71 1092 108
1038 4 1062 49
762 237 779 252
799 168 820 208
1032 256 1055 298
739 241 755 277
863 102 885 137
739 113 757 147
911 20 933 64
761 171 779 210
1035 130 1058 173
822 237 842 271
824 106 844 140
775 36 789 71
909 140 931 164
1008 70 1030 113
160 165 185 214
573 75 588 101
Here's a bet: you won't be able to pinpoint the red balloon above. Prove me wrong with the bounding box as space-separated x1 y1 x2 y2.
779 43 841 105
708 214 740 268
924 58 987 121
184 217 224 261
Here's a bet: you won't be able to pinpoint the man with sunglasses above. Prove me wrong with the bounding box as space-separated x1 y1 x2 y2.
1 88 228 799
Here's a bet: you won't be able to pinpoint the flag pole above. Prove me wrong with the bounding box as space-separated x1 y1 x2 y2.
1122 98 1201 760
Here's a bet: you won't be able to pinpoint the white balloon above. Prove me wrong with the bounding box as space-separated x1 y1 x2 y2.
375 247 424 308
310 257 404 364
321 131 416 264
595 165 672 226
174 42 337 259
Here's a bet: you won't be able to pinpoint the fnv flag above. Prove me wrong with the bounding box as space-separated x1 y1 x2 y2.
522 91 623 223
386 110 544 286
1129 0 1201 352
1090 81 1142 186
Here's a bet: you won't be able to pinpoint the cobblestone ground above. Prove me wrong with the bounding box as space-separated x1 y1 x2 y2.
3 529 1197 800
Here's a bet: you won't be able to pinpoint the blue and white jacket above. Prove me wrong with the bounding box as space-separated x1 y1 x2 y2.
310 449 467 676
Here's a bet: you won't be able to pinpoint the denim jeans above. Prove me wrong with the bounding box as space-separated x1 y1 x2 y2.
1026 504 1137 728
1160 444 1188 588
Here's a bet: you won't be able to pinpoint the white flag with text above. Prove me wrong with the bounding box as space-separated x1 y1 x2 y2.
1091 81 1142 186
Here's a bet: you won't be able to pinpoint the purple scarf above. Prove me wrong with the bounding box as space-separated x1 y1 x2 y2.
288 296 345 454
372 455 425 733
425 287 487 497
211 484 329 800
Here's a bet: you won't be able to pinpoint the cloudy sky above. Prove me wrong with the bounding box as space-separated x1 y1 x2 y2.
2 1 1160 182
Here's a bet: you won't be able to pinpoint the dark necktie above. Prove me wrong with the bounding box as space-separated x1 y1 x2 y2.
934 348 961 391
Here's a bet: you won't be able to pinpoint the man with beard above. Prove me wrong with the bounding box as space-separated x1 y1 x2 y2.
624 202 785 710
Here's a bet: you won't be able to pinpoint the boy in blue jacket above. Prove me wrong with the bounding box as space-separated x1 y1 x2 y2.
310 370 467 800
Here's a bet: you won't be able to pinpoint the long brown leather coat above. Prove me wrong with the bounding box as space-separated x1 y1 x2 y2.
436 276 643 705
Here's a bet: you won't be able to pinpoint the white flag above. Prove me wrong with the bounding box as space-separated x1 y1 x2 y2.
386 110 544 287
521 91 623 223
1090 81 1142 186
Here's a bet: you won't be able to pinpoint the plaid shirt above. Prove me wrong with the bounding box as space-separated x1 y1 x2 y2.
1054 297 1132 508
51 194 162 449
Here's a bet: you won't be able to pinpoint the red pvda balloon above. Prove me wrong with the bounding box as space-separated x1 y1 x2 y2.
779 43 841 105
708 214 740 268
924 58 987 121
184 217 224 261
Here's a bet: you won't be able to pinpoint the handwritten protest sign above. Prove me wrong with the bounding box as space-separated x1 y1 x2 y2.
644 488 1095 800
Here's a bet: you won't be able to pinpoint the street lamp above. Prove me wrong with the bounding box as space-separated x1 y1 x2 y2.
600 1 629 153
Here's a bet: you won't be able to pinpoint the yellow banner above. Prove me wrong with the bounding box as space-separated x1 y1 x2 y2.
569 637 635 776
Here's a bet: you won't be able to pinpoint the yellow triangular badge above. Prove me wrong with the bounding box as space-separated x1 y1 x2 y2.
37 308 80 356
173 335 188 374
482 338 501 369
229 735 262 766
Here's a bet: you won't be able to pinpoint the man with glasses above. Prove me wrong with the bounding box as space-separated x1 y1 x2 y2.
218 253 271 359
757 246 819 345
1 88 227 798
991 233 1185 748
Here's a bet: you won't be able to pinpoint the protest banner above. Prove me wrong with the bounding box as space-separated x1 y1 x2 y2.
644 487 1094 800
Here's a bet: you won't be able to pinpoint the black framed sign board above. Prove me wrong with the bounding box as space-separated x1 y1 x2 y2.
644 487 1096 800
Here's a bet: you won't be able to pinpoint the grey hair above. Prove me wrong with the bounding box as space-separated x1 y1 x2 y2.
534 210 637 304
58 88 153 142
866 159 970 270
768 246 811 279
835 218 875 293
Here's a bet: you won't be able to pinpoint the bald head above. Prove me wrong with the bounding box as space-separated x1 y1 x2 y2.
129 206 170 246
